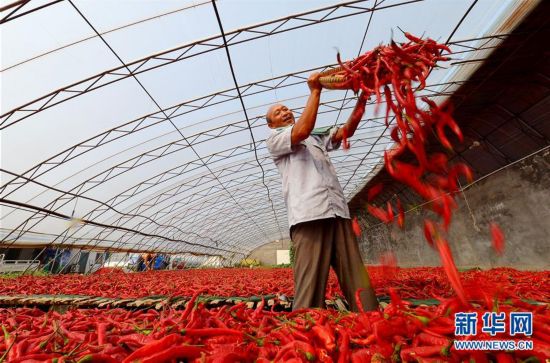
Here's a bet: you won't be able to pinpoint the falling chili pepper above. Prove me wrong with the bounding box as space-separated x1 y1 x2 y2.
352 217 362 237
490 223 505 255
423 220 437 249
367 204 392 224
342 127 350 151
434 238 468 307
367 183 384 202
396 198 405 228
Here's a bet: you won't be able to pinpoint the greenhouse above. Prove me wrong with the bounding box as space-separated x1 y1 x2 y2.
0 0 548 362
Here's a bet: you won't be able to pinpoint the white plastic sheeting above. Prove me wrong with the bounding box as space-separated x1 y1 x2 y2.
0 0 528 261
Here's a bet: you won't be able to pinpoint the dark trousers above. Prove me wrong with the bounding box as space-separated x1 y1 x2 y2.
290 217 378 312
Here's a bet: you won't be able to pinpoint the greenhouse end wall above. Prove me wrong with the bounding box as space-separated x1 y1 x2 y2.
358 149 550 270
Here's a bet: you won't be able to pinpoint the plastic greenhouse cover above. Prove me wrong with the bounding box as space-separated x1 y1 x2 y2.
0 0 525 260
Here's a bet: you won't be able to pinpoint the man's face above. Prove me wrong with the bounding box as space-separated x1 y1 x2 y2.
267 104 295 129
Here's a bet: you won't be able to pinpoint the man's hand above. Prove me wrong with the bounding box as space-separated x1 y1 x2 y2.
307 72 322 92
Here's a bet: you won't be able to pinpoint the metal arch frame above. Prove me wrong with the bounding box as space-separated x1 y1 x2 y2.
47 184 286 258
0 199 239 256
1 0 423 129
0 136 368 270
0 94 371 247
66 0 286 249
66 155 381 258
0 168 227 248
0 4 516 258
17 135 388 264
88 181 286 255
43 149 404 258
210 0 283 250
0 89 399 239
0 35 501 200
161 162 384 240
0 81 484 264
159 162 391 254
0 64 334 198
68 0 282 246
29 134 392 258
103 121 390 225
149 204 288 254
0 227 189 251
124 149 384 237
5 1 366 258
0 75 464 203
0 0 63 25
0 80 473 257
1 1 213 72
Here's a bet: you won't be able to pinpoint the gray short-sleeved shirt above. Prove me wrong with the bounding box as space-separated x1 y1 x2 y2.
266 125 350 227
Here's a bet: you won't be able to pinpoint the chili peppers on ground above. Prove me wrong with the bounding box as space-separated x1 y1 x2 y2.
0 291 548 362
0 267 547 302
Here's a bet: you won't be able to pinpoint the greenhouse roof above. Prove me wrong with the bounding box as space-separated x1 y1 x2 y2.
0 0 537 261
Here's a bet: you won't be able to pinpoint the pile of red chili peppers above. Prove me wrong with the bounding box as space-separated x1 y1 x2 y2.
0 267 547 302
1 267 548 361
1 292 548 362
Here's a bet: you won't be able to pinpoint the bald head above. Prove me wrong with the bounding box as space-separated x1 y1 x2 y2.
266 104 295 129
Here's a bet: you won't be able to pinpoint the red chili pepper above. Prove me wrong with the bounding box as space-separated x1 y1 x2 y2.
311 325 336 352
274 340 316 362
97 323 107 346
386 201 395 222
401 345 450 360
180 328 243 337
10 353 63 363
121 333 183 363
367 204 392 224
337 330 350 363
403 32 423 43
384 85 398 126
367 183 384 202
351 348 374 363
351 334 376 346
373 57 382 108
352 217 362 237
140 345 204 363
317 348 333 363
447 163 473 185
528 339 550 360
468 351 490 363
396 198 405 228
416 332 451 346
76 354 120 363
342 127 350 150
423 220 437 248
495 352 515 363
490 223 505 255
435 238 468 306
436 112 463 150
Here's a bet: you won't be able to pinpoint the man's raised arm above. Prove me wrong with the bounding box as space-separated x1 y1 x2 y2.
291 72 322 145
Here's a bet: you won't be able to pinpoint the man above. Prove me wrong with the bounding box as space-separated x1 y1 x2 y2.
266 72 378 312
140 253 155 271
